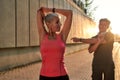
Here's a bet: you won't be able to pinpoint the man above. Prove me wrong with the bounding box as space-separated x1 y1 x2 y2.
71 18 115 80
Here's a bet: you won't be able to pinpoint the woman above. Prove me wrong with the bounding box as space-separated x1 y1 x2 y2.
37 7 72 80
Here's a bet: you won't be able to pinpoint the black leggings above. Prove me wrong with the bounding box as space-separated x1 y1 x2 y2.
39 75 69 80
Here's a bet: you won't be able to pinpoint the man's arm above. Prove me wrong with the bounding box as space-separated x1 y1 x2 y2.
88 36 104 53
71 37 98 44
88 39 101 53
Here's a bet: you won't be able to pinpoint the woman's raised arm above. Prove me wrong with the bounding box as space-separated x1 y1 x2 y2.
37 8 47 42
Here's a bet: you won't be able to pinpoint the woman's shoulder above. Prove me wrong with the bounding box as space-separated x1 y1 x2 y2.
57 33 66 42
56 33 62 39
40 33 48 42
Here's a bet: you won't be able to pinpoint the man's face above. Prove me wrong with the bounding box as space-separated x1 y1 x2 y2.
99 21 109 32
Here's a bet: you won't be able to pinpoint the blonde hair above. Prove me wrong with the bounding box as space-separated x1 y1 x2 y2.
43 13 59 32
44 13 58 23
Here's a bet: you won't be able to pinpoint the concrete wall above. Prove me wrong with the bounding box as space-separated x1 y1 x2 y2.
0 0 96 71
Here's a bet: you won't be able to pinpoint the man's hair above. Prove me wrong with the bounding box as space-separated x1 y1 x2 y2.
100 18 111 25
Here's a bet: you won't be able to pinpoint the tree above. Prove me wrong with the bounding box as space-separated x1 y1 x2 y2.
73 0 98 20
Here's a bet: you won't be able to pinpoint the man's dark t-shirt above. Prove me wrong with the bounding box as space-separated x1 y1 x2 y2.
90 32 114 67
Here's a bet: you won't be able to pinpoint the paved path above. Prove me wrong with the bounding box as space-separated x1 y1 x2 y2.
0 42 120 80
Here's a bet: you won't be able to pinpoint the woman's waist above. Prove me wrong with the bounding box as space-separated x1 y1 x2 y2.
40 64 67 77
42 61 64 67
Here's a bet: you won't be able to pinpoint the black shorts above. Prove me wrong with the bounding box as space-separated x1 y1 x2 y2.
39 75 69 80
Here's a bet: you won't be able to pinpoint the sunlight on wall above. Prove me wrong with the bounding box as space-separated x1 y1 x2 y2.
86 27 98 37
111 19 120 35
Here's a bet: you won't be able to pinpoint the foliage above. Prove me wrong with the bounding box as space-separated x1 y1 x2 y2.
73 0 98 20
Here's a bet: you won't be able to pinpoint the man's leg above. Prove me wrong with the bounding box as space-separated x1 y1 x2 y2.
92 66 102 80
104 66 115 80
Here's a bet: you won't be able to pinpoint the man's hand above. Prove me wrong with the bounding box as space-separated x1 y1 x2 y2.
71 37 81 42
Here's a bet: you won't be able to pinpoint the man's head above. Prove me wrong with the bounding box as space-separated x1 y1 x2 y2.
99 18 110 32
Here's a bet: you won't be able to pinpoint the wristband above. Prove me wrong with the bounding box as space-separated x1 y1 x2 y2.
79 38 82 42
52 8 55 13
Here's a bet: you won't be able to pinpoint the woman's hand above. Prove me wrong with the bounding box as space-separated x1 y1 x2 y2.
37 7 45 18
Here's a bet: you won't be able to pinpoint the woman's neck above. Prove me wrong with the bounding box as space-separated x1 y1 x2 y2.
48 32 56 40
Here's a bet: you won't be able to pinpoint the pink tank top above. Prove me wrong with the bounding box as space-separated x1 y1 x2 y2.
40 34 67 77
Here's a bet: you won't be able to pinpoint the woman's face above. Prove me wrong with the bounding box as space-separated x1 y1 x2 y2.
49 16 62 32
99 21 109 32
